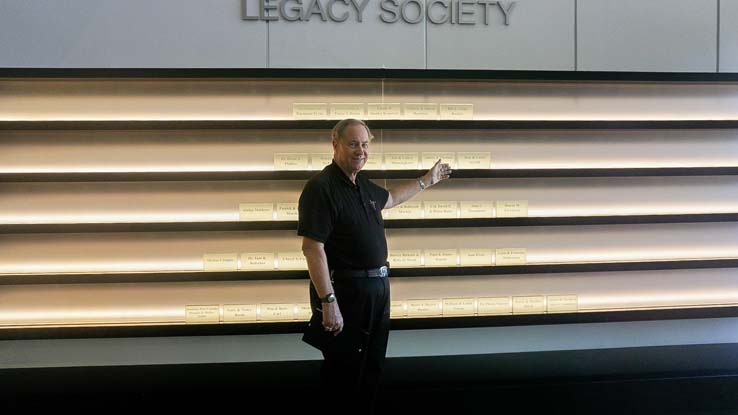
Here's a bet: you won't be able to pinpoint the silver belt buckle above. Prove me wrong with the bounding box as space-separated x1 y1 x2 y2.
378 265 388 278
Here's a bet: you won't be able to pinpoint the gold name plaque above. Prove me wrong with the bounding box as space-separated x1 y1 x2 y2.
547 295 579 313
238 203 274 221
185 305 221 324
442 298 475 316
223 305 257 323
495 248 527 266
388 250 423 268
203 253 238 271
512 296 546 314
293 103 328 119
407 299 443 317
241 252 275 271
368 103 403 119
440 104 474 120
478 297 512 315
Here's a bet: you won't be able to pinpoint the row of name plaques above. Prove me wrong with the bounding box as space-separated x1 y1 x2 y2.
274 152 490 170
184 294 579 324
203 248 528 271
292 103 474 120
238 200 528 221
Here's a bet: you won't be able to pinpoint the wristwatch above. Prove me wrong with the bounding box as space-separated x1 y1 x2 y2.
321 293 337 303
416 177 427 190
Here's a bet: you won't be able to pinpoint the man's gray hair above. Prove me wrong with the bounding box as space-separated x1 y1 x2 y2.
331 119 374 142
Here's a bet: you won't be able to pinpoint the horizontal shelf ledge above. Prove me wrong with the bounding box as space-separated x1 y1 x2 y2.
3 68 738 82
3 213 738 234
2 305 738 340
2 259 736 285
3 167 738 182
4 68 738 83
2 120 738 130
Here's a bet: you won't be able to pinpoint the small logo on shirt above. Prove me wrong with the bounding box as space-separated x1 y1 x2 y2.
369 200 377 210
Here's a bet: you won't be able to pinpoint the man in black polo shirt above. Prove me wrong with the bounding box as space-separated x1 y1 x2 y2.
298 118 451 412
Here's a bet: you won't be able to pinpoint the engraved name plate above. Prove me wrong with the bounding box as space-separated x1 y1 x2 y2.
460 201 494 218
512 296 546 314
388 250 423 268
223 304 257 323
241 252 275 271
495 248 527 266
277 252 308 270
238 203 274 221
260 303 295 321
368 103 402 119
547 295 579 313
389 201 423 219
404 103 439 120
442 298 475 316
203 253 238 271
457 152 491 169
496 200 529 218
459 249 493 266
424 201 458 219
293 103 328 119
274 153 310 170
329 103 365 119
424 249 458 267
186 305 221 324
385 152 420 170
440 104 474 120
478 297 512 315
407 299 443 317
276 203 299 220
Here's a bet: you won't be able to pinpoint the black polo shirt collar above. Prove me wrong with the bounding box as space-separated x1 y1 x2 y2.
326 160 362 188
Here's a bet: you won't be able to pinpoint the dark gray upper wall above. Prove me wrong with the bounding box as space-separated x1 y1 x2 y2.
0 0 736 72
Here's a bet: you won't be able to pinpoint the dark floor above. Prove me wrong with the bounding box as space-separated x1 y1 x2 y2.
3 363 738 414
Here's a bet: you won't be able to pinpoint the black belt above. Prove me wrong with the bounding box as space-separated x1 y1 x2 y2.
331 265 389 279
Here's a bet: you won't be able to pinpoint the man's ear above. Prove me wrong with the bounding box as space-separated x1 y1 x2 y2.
331 139 338 151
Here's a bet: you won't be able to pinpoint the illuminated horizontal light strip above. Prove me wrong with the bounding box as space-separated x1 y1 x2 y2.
0 260 205 275
2 267 738 328
0 212 239 224
528 251 738 265
0 304 311 326
1 255 738 276
3 209 738 225
2 304 737 329
0 165 278 173
579 289 738 311
3 306 738 339
0 308 183 324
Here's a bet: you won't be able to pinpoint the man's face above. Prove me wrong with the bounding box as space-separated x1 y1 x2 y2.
332 123 369 175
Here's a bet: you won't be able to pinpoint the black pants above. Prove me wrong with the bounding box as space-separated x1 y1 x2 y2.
309 276 391 414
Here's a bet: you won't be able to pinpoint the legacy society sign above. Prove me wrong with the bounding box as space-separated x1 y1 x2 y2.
241 0 516 25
